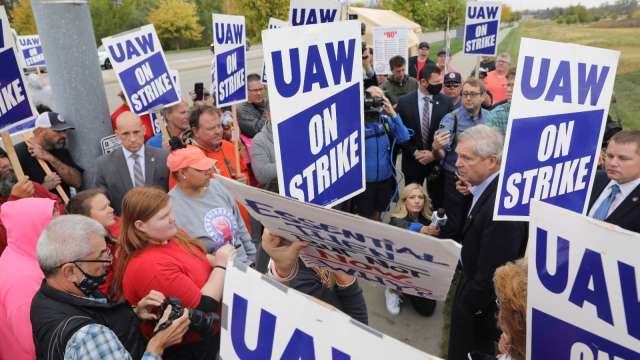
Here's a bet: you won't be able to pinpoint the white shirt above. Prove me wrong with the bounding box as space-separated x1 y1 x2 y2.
121 145 146 186
588 177 640 218
469 171 499 214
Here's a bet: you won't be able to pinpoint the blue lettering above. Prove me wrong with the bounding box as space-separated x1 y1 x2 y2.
244 199 279 219
618 261 640 341
521 56 550 101
486 6 500 18
233 24 243 44
325 39 355 85
319 9 338 23
230 294 276 360
568 249 614 325
108 43 126 62
303 45 329 93
271 48 301 98
134 32 155 54
332 348 351 360
578 63 610 106
225 24 233 43
535 228 570 294
215 23 225 44
281 329 316 360
292 8 336 26
306 9 318 25
544 60 572 103
291 8 306 26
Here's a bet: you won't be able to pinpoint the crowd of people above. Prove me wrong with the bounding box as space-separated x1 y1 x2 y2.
0 37 637 360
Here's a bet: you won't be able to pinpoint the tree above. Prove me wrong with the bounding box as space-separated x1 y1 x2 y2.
193 0 223 46
237 0 288 42
424 0 465 30
10 0 36 35
501 4 514 22
147 0 203 50
90 0 147 44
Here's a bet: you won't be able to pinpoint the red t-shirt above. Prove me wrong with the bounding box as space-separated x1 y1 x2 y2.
123 237 212 340
416 59 427 79
99 217 122 296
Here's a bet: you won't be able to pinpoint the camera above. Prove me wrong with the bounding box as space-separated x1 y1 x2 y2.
364 92 384 114
155 297 219 335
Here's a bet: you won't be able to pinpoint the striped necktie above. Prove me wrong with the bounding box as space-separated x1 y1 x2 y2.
421 96 431 149
131 153 145 187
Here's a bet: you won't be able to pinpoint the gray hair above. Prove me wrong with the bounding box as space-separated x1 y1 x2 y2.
459 124 504 163
497 52 511 63
37 215 106 276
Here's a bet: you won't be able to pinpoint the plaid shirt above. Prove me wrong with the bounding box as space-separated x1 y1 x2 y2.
64 324 160 360
486 102 511 135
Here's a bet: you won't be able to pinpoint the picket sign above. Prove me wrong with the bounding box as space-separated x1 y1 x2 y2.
17 35 46 69
372 27 409 75
463 1 502 77
212 14 247 107
288 0 341 27
261 18 287 84
494 38 619 221
527 201 640 359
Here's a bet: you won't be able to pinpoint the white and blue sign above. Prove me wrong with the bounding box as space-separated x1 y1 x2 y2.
0 6 11 49
289 0 341 27
463 2 501 56
528 201 640 359
212 14 247 107
494 38 619 221
102 25 180 116
0 47 37 131
261 18 287 84
262 20 365 207
18 35 46 69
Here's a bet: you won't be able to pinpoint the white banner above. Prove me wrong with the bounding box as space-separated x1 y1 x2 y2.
220 260 442 359
372 27 409 75
212 14 247 106
494 38 619 221
289 0 341 26
527 201 640 358
218 177 461 300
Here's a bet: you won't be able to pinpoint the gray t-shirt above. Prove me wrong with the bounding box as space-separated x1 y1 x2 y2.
169 179 256 265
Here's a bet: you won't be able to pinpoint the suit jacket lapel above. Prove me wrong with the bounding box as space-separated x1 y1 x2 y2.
117 149 134 189
462 177 498 235
588 172 609 210
607 184 640 221
144 147 155 186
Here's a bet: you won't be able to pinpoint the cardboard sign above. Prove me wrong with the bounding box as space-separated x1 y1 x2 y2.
289 0 341 26
261 18 288 84
372 27 409 75
100 134 122 155
527 201 640 359
212 14 247 107
220 260 442 360
168 68 181 99
0 6 13 50
494 38 619 221
102 24 180 115
262 20 366 207
0 47 37 131
18 35 46 69
463 2 502 56
218 176 462 300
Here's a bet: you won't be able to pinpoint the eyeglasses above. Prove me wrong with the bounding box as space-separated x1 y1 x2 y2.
445 84 460 89
461 92 482 98
248 88 264 93
54 237 113 269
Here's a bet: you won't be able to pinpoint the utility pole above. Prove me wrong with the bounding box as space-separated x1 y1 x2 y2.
31 0 112 187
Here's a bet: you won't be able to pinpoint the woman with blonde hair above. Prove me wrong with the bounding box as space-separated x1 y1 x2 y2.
112 187 235 360
384 183 440 316
493 258 527 360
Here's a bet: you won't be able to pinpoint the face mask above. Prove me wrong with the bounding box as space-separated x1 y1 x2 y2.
73 263 109 296
427 83 443 95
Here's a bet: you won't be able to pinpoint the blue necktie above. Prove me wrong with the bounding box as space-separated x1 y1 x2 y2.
592 184 621 220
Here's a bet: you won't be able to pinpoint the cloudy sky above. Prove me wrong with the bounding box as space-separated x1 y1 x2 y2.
502 0 612 11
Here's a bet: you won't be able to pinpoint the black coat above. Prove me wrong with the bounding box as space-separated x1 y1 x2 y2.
408 56 435 79
588 171 640 233
396 91 453 179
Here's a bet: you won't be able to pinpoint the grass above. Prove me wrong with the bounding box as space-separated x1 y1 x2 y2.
430 37 463 60
496 20 640 129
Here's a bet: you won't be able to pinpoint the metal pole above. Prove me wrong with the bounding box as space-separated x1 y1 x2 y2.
31 0 112 188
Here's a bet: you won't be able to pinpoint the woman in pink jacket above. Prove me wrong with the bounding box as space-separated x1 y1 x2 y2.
0 198 57 360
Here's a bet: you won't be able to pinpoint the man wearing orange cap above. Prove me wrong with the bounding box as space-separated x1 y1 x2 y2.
167 145 256 263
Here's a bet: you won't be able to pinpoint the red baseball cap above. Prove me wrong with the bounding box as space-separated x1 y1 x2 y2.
167 146 216 172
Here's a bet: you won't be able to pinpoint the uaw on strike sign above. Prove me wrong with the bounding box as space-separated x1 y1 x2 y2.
262 20 365 207
528 201 640 358
0 46 37 130
102 25 180 115
495 38 619 221
463 2 501 56
212 14 247 107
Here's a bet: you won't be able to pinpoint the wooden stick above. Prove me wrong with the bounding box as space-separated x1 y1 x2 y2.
20 134 70 204
231 104 241 178
475 56 481 79
2 131 25 180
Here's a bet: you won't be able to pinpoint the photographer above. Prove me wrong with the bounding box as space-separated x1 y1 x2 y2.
352 86 410 221
31 215 190 360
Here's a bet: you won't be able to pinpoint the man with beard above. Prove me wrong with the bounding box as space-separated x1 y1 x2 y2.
15 112 83 194
0 148 63 255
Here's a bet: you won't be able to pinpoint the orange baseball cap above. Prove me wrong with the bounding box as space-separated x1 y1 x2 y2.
167 146 216 172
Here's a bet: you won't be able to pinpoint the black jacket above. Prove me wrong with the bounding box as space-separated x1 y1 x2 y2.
588 171 640 233
31 280 146 360
458 177 527 314
408 56 435 79
396 91 454 178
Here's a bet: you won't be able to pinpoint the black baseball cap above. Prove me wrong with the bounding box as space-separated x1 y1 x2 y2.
35 112 75 131
444 72 462 86
418 41 430 49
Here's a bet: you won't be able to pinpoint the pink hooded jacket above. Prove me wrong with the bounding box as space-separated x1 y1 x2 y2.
0 198 55 360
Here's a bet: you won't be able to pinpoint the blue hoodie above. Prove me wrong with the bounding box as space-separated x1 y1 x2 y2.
364 113 410 182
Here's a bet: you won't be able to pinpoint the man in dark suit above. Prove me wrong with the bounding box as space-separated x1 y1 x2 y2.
447 125 527 360
396 64 453 209
93 112 169 214
587 130 640 233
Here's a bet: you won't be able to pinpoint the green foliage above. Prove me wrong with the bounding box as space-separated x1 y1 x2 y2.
90 0 147 44
10 0 36 35
237 0 288 42
147 0 203 50
383 0 464 30
194 0 223 45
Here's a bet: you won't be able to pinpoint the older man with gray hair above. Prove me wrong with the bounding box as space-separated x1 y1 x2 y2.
484 52 511 105
447 125 527 360
30 215 189 360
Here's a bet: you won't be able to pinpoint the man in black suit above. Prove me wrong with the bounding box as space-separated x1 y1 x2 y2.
588 130 640 233
447 125 527 360
396 64 453 209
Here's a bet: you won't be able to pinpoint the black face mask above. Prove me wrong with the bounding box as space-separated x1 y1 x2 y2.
73 262 109 296
427 83 443 95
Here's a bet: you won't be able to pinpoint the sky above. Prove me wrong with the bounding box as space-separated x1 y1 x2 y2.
502 0 613 11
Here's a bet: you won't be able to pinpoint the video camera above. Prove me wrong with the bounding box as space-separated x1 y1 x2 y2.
154 297 219 335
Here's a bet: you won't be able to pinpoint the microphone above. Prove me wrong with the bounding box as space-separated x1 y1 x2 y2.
431 208 447 227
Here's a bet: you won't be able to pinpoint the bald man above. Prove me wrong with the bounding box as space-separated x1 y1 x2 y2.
93 112 169 214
